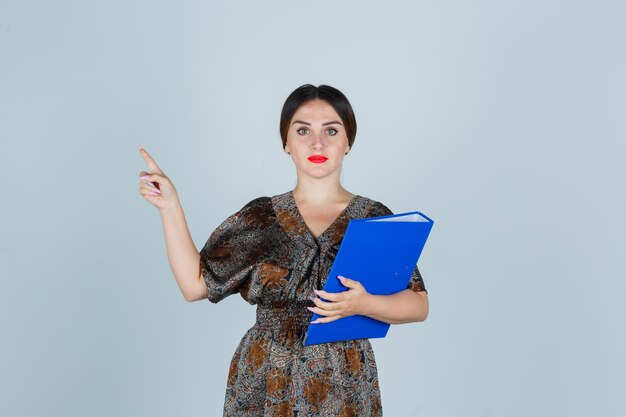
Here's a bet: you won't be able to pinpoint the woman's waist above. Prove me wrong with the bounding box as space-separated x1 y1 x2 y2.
253 300 312 331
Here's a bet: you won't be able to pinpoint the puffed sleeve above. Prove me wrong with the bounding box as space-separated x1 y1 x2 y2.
368 200 428 294
199 197 273 303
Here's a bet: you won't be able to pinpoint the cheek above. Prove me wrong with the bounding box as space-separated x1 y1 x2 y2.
284 137 298 153
332 138 350 153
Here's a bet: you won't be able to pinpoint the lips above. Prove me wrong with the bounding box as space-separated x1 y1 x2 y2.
307 155 328 163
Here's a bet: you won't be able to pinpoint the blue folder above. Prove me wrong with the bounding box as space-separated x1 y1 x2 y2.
303 210 434 346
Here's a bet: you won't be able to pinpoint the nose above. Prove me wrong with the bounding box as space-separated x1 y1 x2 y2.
310 132 322 150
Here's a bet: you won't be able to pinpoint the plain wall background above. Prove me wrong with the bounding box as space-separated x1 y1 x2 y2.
1 1 625 416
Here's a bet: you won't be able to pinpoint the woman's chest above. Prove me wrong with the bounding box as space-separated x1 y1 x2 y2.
247 239 340 302
296 204 351 239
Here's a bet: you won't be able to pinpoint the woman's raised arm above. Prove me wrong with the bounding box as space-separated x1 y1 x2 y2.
137 146 206 302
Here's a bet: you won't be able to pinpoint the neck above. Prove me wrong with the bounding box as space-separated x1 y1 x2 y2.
292 173 352 206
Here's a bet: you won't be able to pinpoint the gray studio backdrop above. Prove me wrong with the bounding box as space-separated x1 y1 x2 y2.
1 1 624 416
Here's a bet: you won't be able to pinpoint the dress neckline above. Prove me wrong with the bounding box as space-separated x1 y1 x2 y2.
288 190 360 243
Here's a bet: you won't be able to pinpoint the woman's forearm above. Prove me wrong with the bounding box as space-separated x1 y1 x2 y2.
364 290 429 324
159 200 203 301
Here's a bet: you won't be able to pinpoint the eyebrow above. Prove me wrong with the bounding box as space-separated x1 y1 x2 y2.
291 120 343 126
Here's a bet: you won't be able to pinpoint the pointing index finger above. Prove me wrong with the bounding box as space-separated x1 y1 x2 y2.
138 146 163 174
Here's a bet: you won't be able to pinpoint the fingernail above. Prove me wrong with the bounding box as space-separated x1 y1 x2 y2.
140 175 149 179
306 306 315 312
337 275 345 280
310 319 320 324
309 295 316 301
138 145 143 150
149 190 159 195
151 187 161 194
313 289 320 295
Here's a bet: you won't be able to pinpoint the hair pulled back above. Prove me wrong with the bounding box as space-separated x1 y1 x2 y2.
279 84 357 150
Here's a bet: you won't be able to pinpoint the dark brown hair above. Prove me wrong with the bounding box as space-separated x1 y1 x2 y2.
279 84 357 150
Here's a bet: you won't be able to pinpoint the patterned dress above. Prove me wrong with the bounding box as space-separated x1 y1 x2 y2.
199 190 427 417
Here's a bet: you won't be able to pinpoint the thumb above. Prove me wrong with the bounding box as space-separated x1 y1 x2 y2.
337 275 359 288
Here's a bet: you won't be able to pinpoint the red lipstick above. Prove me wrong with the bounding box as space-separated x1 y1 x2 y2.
307 155 328 163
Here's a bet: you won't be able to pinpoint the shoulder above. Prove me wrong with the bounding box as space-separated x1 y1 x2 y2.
240 196 272 212
359 195 394 218
206 197 274 243
234 196 274 225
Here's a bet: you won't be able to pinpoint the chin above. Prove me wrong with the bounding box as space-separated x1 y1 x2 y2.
299 167 341 179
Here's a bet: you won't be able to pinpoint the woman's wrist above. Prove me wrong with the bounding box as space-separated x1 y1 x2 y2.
159 197 183 217
361 293 379 317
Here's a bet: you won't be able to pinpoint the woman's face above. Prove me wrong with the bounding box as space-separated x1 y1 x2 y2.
284 99 350 180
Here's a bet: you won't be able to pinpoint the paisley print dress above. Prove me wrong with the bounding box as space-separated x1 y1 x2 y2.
199 190 427 417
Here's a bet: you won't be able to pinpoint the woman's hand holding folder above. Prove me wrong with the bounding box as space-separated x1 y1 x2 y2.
307 275 429 325
307 275 373 324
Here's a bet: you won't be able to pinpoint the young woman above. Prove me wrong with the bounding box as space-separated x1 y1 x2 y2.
137 84 429 416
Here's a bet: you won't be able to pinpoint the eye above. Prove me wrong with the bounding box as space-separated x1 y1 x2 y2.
296 127 309 135
326 128 338 136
